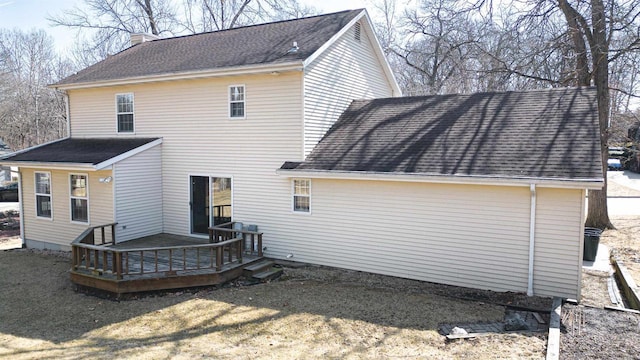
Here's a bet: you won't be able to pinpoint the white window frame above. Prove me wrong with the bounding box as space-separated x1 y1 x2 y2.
115 93 135 133
69 173 90 224
34 171 52 220
228 85 246 119
292 179 311 214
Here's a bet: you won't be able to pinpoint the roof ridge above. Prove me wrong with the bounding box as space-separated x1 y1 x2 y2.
139 9 363 44
359 86 597 102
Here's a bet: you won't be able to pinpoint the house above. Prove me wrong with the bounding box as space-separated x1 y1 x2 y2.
0 9 602 299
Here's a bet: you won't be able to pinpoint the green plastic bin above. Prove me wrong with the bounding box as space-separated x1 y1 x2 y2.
583 227 603 261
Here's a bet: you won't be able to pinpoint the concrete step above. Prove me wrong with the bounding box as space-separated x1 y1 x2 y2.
252 267 283 282
243 260 275 276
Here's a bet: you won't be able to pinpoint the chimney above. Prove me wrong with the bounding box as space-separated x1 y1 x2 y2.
130 33 160 47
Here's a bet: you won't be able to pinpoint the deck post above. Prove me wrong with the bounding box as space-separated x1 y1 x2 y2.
216 247 222 271
101 226 105 245
72 246 77 270
237 238 243 263
111 223 116 244
257 234 263 257
115 252 123 280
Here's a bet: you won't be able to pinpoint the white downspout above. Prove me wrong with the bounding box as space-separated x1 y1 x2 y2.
17 169 25 248
527 184 537 296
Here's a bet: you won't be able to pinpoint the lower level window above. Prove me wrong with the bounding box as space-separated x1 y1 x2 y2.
70 174 88 223
35 172 52 218
293 179 310 213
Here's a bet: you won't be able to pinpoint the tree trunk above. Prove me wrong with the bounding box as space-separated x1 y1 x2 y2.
584 0 613 229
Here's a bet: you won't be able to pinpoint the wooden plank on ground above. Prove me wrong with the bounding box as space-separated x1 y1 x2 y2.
546 297 562 360
532 312 546 324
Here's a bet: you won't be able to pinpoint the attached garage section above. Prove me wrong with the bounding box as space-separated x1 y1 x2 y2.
275 178 583 298
278 89 602 299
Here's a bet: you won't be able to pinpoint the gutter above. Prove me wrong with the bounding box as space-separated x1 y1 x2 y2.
51 62 304 90
17 169 25 248
527 184 537 296
276 169 604 190
0 162 99 171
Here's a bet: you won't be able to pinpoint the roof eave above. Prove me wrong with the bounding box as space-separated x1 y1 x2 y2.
276 168 604 190
0 161 99 171
51 62 304 90
0 138 163 170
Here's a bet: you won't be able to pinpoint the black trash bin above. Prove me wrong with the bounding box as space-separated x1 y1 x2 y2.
583 227 603 261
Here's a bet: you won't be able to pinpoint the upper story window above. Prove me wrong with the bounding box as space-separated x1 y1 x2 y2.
116 93 134 132
229 85 245 118
35 172 52 219
293 179 311 213
70 174 89 223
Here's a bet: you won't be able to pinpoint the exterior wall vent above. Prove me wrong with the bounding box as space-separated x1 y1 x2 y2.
354 22 361 41
130 33 160 47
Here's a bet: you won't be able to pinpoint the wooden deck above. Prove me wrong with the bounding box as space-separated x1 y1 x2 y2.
70 224 264 294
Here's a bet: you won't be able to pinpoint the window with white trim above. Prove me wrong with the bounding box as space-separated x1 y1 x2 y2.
70 174 89 223
293 179 310 213
229 85 245 118
35 172 52 218
116 93 134 132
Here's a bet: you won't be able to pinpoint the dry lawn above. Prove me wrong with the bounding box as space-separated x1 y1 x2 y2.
0 250 549 360
600 217 640 283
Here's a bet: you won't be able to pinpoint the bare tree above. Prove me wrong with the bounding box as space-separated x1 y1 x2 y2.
49 0 178 64
0 29 72 150
50 0 316 66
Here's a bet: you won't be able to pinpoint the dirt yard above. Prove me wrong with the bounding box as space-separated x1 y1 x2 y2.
600 217 640 282
0 249 551 359
560 174 640 359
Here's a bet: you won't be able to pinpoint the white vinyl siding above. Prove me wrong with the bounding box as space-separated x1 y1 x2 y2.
271 180 532 293
21 168 114 250
533 187 584 298
114 144 163 242
66 73 304 240
303 22 394 156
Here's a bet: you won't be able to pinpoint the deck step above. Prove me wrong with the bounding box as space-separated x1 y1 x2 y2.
243 260 275 276
251 267 283 282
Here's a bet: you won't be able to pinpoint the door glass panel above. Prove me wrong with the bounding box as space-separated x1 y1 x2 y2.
212 177 232 226
190 176 209 234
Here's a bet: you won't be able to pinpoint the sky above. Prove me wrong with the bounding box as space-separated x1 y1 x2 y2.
0 0 371 55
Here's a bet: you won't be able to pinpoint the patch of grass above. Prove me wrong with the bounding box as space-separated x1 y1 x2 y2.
0 250 547 359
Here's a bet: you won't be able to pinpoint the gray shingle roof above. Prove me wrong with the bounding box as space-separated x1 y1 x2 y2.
55 10 362 86
1 138 160 165
283 87 602 180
